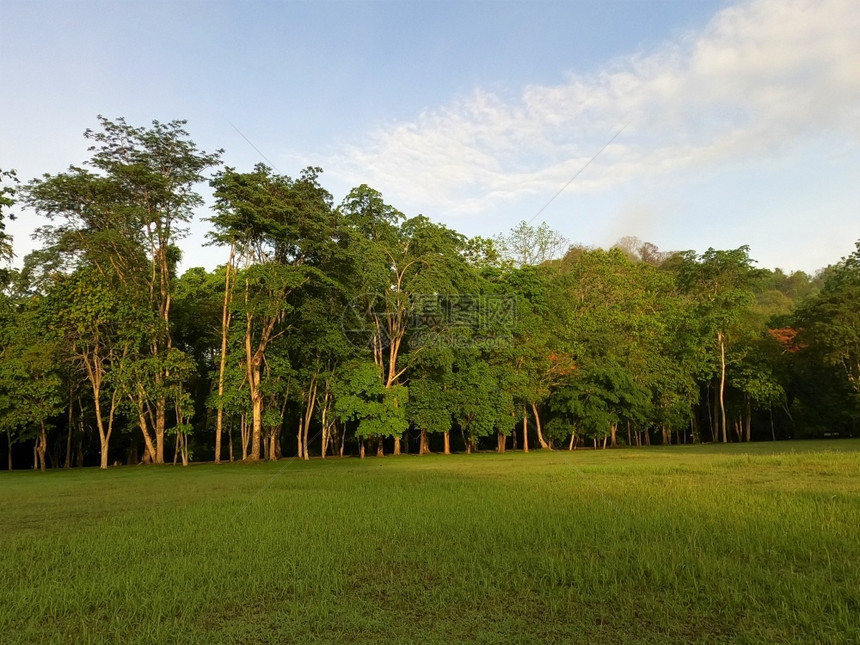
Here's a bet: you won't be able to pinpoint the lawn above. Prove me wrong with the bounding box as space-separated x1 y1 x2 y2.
1 441 859 644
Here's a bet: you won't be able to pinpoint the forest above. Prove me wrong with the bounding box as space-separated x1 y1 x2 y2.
1 116 858 471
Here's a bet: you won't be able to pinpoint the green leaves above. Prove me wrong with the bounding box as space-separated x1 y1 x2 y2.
333 362 408 439
0 168 18 263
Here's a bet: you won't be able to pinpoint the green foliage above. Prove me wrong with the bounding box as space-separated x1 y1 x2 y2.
0 168 18 264
5 116 857 468
333 361 408 439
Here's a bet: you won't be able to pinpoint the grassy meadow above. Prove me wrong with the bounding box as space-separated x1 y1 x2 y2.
1 441 859 644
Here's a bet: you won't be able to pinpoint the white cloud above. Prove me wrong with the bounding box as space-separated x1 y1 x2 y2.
328 0 860 217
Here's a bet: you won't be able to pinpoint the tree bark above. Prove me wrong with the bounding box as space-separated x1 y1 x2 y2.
215 243 235 465
37 421 47 472
718 330 728 443
522 413 529 453
393 436 401 455
532 403 549 449
65 395 74 468
419 428 429 455
155 396 166 463
443 431 450 455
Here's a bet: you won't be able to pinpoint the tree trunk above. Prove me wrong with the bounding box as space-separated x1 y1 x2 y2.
302 420 309 461
65 396 74 468
419 428 429 455
37 421 47 472
214 243 235 465
745 397 752 442
531 403 549 449
136 407 157 464
718 330 728 443
443 431 450 455
228 421 235 461
770 409 776 441
497 432 506 453
99 434 110 469
568 433 575 450
155 398 166 463
522 413 529 453
706 384 716 442
320 399 329 460
249 388 263 460
6 429 12 471
240 414 249 461
376 437 384 457
610 423 617 448
393 436 401 455
359 440 365 459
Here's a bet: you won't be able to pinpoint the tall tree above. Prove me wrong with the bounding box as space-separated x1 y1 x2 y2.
677 247 759 442
0 168 18 264
209 165 336 460
339 186 469 454
25 116 221 462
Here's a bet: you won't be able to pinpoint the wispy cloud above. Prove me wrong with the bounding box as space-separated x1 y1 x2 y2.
328 0 860 217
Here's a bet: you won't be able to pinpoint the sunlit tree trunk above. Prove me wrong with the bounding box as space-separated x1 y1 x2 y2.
522 412 529 453
215 243 235 464
718 330 728 443
36 421 47 472
532 403 549 449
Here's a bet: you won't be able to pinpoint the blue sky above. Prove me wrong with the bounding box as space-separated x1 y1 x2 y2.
2 0 858 273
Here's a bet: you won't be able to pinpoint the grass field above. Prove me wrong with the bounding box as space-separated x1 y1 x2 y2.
1 441 859 644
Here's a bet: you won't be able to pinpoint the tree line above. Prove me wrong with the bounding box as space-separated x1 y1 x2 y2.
1 117 857 470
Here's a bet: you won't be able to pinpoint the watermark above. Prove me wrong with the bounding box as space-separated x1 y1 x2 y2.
341 293 517 350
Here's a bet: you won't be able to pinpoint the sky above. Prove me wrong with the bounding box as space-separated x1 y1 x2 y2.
1 0 859 274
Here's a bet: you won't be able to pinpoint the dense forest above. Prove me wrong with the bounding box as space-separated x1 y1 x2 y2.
1 117 858 470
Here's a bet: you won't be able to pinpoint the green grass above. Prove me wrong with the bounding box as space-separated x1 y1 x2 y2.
2 440 859 644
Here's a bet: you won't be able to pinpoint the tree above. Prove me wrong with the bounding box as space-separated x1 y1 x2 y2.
793 241 860 427
0 302 65 471
677 247 759 442
43 269 138 469
494 220 568 268
209 165 336 460
339 186 470 454
25 116 221 463
0 168 18 264
333 361 408 456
